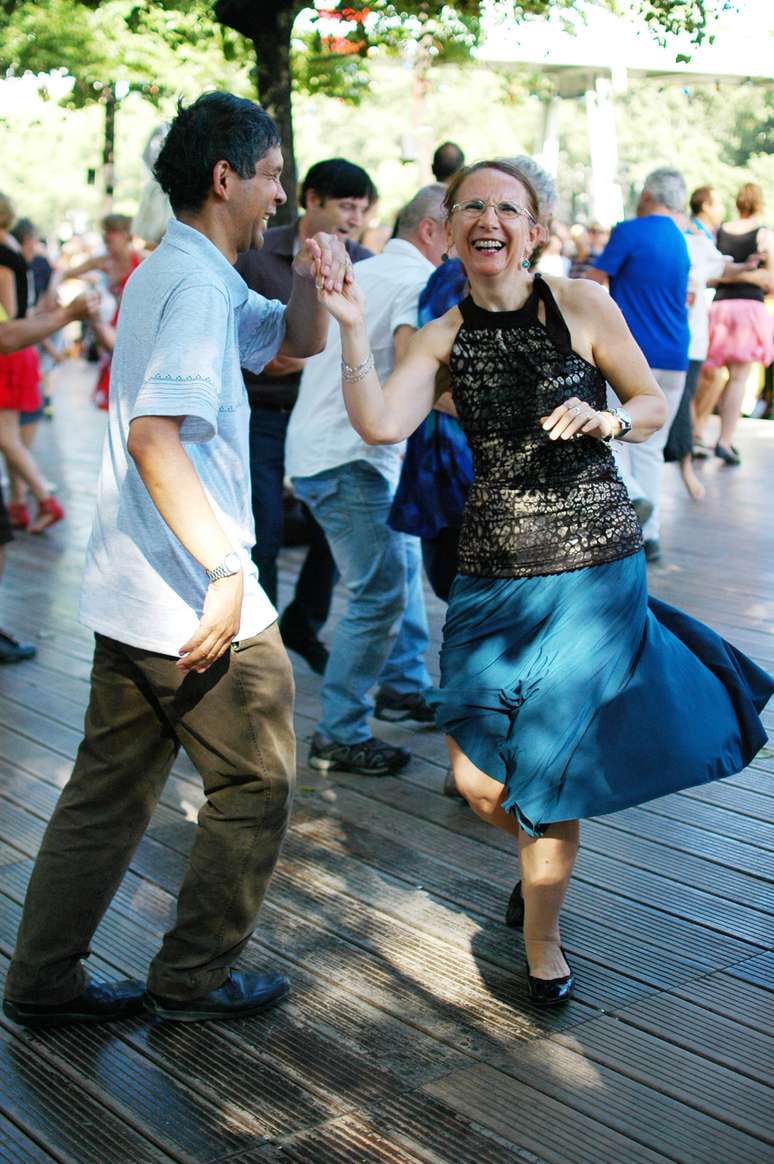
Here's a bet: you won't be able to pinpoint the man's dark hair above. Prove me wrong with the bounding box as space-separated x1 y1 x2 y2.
432 141 465 183
299 158 377 210
11 217 37 244
154 92 280 214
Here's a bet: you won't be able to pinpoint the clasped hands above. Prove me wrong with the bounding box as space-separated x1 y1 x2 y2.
293 232 354 295
541 396 615 442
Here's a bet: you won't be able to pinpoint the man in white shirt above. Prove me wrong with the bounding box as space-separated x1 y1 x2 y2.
4 92 350 1029
286 184 447 776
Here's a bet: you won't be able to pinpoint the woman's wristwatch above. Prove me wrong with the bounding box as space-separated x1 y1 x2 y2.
205 551 242 584
601 406 633 443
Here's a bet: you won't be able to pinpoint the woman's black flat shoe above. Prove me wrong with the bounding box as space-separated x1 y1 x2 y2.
525 959 575 1008
715 443 741 466
504 880 524 929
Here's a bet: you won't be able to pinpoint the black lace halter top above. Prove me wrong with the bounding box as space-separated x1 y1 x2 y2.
449 274 643 578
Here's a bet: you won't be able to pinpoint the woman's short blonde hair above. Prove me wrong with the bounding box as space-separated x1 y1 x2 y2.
736 183 763 217
0 192 16 230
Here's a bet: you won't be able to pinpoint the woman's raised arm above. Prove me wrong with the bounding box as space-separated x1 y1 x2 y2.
319 279 454 446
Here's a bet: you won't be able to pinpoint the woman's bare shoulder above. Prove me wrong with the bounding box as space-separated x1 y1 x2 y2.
543 272 606 305
418 305 463 359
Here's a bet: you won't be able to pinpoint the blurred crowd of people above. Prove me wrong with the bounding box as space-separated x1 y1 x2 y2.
2 92 772 1028
0 141 771 703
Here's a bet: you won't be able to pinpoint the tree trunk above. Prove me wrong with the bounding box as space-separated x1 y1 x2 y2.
214 1 299 224
253 11 297 224
102 81 117 214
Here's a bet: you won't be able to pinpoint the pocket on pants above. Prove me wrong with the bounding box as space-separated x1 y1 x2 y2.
292 475 351 543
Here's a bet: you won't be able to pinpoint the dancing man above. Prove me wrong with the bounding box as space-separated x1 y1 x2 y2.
4 91 351 1028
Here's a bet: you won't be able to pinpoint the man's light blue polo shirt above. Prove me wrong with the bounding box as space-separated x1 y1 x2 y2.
79 219 286 655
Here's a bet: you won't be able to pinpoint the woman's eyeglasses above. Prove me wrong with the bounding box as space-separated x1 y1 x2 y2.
450 199 537 225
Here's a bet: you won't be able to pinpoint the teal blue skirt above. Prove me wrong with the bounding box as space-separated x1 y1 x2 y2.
431 551 774 836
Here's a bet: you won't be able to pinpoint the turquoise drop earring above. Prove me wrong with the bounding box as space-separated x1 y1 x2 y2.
521 258 530 269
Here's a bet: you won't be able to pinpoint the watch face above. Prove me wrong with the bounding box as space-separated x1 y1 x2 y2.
224 552 241 574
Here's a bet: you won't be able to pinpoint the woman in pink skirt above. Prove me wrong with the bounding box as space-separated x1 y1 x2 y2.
703 183 773 465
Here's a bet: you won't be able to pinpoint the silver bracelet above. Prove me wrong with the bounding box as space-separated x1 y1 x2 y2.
341 352 375 383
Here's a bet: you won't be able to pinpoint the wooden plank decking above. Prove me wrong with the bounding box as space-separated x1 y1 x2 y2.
0 359 772 1164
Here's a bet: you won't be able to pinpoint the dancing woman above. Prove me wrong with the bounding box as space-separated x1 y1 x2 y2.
318 160 774 1006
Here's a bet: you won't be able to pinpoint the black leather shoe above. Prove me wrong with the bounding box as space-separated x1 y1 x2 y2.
3 978 145 1029
0 630 36 665
504 880 524 929
144 969 289 1022
525 955 575 1008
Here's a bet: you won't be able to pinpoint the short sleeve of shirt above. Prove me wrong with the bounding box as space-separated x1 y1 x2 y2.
706 242 726 282
594 222 630 278
389 277 423 335
131 282 229 444
238 291 286 373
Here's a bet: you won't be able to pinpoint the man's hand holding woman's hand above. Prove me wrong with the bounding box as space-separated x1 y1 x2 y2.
293 233 353 294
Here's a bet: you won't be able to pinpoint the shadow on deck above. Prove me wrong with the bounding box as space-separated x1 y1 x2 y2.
0 360 772 1163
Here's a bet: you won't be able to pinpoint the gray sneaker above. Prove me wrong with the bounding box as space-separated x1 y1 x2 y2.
309 732 410 776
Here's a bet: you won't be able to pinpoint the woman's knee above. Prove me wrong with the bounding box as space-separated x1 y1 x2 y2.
453 765 502 815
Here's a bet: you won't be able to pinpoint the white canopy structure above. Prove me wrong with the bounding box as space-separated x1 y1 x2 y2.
477 2 773 223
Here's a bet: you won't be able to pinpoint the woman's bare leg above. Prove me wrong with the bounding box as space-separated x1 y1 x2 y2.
692 365 726 444
679 453 705 501
447 736 519 837
9 419 38 506
717 362 753 451
448 736 579 978
518 821 579 979
0 412 49 502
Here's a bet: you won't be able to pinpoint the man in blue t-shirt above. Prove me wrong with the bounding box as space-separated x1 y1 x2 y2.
589 168 690 561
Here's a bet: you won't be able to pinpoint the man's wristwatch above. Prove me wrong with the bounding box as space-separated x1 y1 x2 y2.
602 406 633 443
205 551 242 584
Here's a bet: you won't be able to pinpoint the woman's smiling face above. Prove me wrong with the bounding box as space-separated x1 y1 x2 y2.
446 168 544 278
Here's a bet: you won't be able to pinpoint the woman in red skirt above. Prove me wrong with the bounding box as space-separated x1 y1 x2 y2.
0 193 63 533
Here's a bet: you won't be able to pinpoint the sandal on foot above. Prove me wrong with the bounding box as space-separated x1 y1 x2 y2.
8 503 30 530
29 496 64 534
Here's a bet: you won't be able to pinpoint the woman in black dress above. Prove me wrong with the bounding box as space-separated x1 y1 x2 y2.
317 161 774 1005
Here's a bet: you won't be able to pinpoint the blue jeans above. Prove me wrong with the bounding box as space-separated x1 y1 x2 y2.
292 461 431 743
249 404 336 626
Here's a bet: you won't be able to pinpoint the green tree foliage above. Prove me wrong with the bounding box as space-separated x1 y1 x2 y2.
0 0 737 220
0 0 245 104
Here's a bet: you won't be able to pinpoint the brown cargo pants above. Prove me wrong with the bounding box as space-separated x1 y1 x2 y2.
5 623 295 1004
